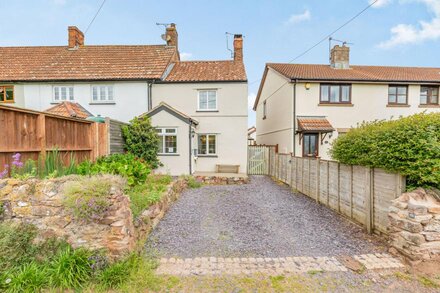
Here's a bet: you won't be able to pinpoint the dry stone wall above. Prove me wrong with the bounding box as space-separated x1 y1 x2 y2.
388 188 440 264
0 175 186 260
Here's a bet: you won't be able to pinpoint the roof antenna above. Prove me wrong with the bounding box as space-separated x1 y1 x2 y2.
329 37 354 63
156 23 172 42
225 32 234 59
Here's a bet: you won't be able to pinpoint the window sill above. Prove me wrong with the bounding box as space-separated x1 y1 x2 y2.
196 110 218 112
0 101 14 104
386 104 410 108
89 102 116 105
197 155 218 158
318 103 353 107
419 104 440 108
158 153 179 156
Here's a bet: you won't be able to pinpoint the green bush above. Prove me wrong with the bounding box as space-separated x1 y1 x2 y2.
48 246 93 289
128 175 172 218
77 154 150 186
96 253 139 290
63 177 113 222
330 112 440 189
122 116 161 169
182 175 202 189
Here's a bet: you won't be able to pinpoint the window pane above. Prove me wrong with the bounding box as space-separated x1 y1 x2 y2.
165 136 177 153
69 87 74 100
432 95 438 104
421 87 429 96
0 87 4 101
208 93 216 109
320 85 329 102
304 136 310 155
397 95 407 104
92 87 98 101
208 135 216 154
158 137 164 153
165 128 176 133
330 86 339 102
198 135 207 154
388 87 397 95
5 88 13 101
107 86 114 101
310 135 316 155
432 88 438 95
388 94 396 103
54 87 59 101
341 86 350 102
100 86 106 100
420 95 427 104
397 87 407 95
199 92 208 109
61 87 67 100
155 128 162 133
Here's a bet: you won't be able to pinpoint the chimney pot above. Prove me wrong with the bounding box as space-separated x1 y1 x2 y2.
233 34 243 62
330 45 350 69
68 26 84 49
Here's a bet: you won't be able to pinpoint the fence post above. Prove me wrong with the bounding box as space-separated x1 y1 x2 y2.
316 158 320 203
105 117 111 155
365 167 374 234
90 122 99 161
337 163 341 213
350 165 353 218
37 114 46 160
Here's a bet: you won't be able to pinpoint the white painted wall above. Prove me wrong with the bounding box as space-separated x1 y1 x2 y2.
255 68 293 153
255 71 440 160
153 82 248 173
9 81 150 122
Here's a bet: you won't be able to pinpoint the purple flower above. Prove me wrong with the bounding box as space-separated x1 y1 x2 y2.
12 153 21 161
0 164 9 179
12 161 23 168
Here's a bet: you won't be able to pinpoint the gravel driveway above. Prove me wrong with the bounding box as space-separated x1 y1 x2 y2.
146 176 387 258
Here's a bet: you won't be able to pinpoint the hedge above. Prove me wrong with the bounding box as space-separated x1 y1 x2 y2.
330 112 440 189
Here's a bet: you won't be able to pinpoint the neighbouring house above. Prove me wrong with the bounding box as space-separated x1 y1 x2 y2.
0 24 248 175
253 45 440 160
248 126 256 145
45 101 93 119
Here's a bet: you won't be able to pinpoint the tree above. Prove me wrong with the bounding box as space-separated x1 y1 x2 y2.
122 116 161 169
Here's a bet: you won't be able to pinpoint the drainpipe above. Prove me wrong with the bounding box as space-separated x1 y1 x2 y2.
292 79 298 157
188 120 193 174
148 82 153 110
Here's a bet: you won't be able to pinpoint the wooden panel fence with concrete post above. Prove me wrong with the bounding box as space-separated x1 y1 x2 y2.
263 147 406 235
0 105 119 169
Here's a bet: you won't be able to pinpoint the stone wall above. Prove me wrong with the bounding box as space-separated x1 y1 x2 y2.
388 188 440 264
0 175 186 260
194 174 249 185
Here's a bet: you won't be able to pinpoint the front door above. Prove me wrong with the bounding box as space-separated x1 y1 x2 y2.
303 133 319 157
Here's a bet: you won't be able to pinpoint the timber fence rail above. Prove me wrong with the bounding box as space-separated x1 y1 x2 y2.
264 147 405 235
0 105 120 168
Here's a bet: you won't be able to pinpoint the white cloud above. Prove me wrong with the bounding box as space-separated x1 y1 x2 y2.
369 0 393 7
378 0 440 48
285 10 311 25
180 52 192 61
248 93 256 110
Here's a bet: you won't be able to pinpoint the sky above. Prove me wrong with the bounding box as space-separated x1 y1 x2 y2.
1 0 439 126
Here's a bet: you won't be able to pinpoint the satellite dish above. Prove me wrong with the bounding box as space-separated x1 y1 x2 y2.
161 34 171 41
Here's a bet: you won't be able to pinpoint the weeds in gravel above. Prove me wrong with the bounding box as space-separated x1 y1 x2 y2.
418 276 439 288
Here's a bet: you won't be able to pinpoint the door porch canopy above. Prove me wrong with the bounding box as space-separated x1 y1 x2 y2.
296 116 334 145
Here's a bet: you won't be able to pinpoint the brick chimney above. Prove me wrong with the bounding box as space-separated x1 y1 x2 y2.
165 23 178 50
68 26 84 49
233 34 243 62
330 45 350 69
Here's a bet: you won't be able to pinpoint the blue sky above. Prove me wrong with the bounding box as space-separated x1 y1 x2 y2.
1 0 439 126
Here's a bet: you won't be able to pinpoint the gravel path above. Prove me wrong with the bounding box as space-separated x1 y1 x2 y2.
146 176 387 258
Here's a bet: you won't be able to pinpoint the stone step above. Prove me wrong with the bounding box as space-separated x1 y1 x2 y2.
156 254 404 276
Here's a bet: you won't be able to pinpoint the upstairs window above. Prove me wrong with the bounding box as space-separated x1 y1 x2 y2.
92 85 114 102
320 84 351 104
198 134 216 155
388 85 408 105
53 86 74 102
156 128 177 154
0 86 14 103
420 86 439 105
198 90 217 111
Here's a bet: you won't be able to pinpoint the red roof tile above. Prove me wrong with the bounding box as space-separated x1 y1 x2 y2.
268 63 440 82
45 102 92 119
297 117 334 132
164 61 247 82
0 45 178 81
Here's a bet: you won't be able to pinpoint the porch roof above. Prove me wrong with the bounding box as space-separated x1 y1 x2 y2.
297 116 334 133
142 102 199 125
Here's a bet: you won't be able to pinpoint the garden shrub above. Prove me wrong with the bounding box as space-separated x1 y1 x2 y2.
122 116 161 169
3 262 49 293
77 153 150 186
330 112 440 189
63 177 113 222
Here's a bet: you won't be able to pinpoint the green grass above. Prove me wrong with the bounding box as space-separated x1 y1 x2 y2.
127 174 172 218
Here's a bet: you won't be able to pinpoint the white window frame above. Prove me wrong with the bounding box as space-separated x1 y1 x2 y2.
156 128 178 155
53 85 74 102
197 90 217 111
198 134 217 156
91 85 114 103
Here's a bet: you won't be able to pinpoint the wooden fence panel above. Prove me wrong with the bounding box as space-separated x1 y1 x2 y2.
319 160 329 204
352 166 368 226
107 118 127 154
328 162 339 211
339 164 352 218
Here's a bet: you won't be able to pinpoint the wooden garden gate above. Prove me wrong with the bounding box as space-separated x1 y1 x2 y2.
247 145 276 175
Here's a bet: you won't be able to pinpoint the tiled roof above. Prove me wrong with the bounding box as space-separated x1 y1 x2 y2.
268 63 440 82
0 45 177 81
45 102 93 119
297 117 334 132
164 61 247 82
